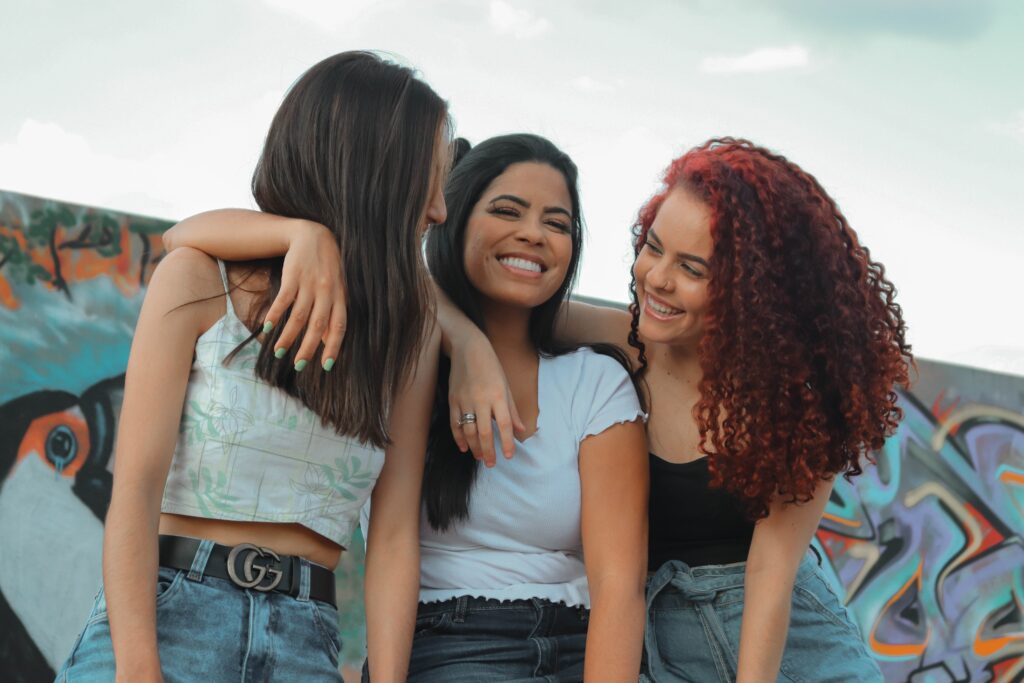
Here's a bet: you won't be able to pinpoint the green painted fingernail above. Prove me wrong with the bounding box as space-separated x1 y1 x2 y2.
262 320 273 334
294 359 308 372
322 358 335 371
274 347 287 359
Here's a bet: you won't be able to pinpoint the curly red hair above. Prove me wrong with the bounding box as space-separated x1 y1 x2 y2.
630 138 912 519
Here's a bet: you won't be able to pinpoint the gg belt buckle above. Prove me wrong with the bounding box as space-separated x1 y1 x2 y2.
226 543 284 592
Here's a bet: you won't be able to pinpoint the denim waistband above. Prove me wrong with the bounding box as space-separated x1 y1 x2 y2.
647 550 822 604
417 595 588 621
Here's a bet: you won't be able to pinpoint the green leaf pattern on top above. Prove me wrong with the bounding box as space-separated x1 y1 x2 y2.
288 454 377 505
189 466 242 517
181 385 255 447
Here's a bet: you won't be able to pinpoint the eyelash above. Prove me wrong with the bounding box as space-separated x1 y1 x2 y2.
645 242 703 276
491 206 570 233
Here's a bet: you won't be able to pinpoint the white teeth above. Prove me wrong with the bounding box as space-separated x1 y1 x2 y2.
647 296 682 316
499 257 542 273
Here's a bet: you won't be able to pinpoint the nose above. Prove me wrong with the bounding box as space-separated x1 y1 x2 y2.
646 256 675 292
514 216 546 245
426 195 447 226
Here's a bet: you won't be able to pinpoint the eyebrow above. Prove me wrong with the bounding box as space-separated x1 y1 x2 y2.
489 194 572 219
648 229 709 267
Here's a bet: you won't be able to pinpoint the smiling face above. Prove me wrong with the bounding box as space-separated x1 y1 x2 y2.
632 186 714 348
463 161 574 312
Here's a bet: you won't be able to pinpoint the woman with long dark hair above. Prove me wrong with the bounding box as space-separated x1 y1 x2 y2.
56 51 450 682
164 133 650 682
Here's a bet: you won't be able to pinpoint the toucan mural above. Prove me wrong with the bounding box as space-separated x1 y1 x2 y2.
1 190 1022 681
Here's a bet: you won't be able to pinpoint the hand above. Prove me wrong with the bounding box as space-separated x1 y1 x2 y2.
448 333 526 467
263 221 347 370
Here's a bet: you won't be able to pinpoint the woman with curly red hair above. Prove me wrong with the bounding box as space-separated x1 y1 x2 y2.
447 137 906 681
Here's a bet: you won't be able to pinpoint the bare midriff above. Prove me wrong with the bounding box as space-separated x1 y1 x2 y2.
159 513 343 570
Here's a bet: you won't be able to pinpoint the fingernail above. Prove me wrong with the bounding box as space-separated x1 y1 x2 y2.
294 359 308 372
262 320 274 334
274 347 287 359
322 358 335 371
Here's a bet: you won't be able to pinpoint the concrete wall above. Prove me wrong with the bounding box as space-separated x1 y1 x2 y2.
1 191 1021 680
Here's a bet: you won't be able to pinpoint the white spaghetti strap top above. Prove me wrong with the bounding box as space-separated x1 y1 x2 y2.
160 260 384 548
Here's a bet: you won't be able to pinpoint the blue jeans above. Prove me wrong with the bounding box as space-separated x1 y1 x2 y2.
641 554 882 683
55 540 342 682
392 596 589 683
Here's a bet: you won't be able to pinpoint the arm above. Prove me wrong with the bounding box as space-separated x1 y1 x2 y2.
735 479 833 683
556 300 633 352
435 283 525 465
162 208 298 258
162 210 345 374
103 248 224 681
579 420 649 683
363 324 441 683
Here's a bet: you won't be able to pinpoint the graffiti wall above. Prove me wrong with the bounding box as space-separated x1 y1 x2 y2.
816 363 1024 682
1 189 1022 681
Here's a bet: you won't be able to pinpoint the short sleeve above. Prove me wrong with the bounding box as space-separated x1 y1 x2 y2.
576 352 646 441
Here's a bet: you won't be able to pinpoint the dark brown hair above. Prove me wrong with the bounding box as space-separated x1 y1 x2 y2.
241 51 449 448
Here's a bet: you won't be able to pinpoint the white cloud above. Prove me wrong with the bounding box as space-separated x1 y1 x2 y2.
990 110 1024 144
571 76 617 93
0 120 153 213
489 0 551 39
261 0 383 31
0 90 282 220
699 45 810 74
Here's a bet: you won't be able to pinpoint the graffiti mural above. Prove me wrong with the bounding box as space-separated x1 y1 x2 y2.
0 191 167 681
2 189 1023 681
817 361 1024 682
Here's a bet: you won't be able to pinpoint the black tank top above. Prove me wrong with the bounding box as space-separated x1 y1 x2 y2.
648 453 754 570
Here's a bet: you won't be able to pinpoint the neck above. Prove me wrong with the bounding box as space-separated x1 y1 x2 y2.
481 300 535 362
649 338 703 385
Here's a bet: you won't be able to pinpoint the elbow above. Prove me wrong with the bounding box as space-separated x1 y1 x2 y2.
161 224 181 253
589 570 647 607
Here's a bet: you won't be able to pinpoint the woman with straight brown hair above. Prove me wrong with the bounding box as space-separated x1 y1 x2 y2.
55 51 450 683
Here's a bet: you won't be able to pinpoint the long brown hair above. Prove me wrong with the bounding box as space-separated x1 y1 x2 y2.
241 51 449 448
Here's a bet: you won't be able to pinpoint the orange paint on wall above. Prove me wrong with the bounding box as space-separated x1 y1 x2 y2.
869 562 930 658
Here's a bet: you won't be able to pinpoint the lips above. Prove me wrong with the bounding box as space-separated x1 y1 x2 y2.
644 293 684 320
497 253 546 276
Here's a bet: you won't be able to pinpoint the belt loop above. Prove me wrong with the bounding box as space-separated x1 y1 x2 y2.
187 539 215 582
297 558 311 602
453 595 469 623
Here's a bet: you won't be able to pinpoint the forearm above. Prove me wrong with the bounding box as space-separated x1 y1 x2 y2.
162 208 310 259
364 539 420 683
433 281 484 357
583 581 646 683
103 490 163 681
735 564 797 682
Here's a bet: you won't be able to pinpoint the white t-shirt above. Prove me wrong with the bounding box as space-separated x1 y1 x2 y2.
417 347 644 608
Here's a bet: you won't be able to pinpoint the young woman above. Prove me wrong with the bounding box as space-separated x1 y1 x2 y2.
458 138 908 682
56 51 450 683
163 133 650 682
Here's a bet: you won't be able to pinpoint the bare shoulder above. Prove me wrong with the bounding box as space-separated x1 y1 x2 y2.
145 246 227 330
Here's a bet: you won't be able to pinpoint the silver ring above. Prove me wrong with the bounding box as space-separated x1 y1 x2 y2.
457 412 477 426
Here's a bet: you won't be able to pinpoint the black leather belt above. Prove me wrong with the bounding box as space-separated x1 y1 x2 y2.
158 535 337 608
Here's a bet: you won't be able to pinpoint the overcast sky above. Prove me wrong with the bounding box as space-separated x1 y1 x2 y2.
2 0 1022 375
